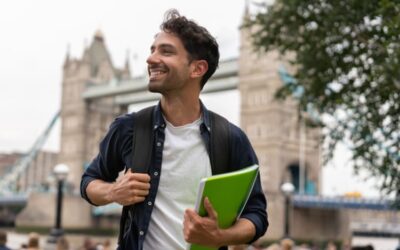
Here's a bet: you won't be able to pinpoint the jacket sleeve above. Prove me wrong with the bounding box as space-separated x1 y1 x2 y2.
80 114 134 205
230 124 268 243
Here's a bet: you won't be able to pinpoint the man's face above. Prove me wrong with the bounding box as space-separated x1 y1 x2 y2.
146 31 193 94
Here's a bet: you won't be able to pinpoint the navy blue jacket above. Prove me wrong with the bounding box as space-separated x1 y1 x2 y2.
80 102 268 249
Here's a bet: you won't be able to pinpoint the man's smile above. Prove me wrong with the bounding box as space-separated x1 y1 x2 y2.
148 66 168 80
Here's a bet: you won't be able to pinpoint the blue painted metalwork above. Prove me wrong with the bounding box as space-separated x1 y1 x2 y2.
292 194 395 210
0 194 27 206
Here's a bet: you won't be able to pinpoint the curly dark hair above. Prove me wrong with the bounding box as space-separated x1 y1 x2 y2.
160 9 220 89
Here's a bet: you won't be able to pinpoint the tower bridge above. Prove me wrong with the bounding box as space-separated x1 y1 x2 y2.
82 57 239 105
1 16 399 241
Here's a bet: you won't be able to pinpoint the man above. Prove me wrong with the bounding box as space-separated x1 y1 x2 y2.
80 9 268 250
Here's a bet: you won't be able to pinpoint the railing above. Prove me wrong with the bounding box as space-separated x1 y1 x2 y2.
292 194 395 210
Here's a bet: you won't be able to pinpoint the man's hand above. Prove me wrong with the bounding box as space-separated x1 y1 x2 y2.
183 197 223 248
110 169 151 206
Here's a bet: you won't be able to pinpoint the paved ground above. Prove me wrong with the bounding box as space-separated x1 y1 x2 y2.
4 230 118 250
3 229 399 250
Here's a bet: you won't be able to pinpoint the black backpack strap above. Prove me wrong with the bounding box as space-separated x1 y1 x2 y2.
209 111 231 175
118 105 155 249
131 105 156 173
209 112 231 250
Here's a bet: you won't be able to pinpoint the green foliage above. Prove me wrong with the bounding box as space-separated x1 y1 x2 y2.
248 0 400 196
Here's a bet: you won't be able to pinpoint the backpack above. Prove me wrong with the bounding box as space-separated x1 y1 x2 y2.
118 105 231 248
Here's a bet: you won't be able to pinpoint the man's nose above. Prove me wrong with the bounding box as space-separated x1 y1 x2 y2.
146 52 160 65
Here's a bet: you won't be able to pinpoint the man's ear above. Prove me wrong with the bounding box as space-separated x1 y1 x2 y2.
191 60 208 79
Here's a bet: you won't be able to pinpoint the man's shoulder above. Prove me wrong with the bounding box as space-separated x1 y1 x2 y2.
115 112 135 123
207 110 247 139
110 104 160 134
102 113 136 140
221 120 247 141
111 112 135 129
212 112 252 146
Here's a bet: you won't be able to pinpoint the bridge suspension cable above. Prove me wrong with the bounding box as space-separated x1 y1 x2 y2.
0 111 60 195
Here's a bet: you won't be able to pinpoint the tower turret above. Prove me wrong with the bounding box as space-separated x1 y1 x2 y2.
63 44 70 69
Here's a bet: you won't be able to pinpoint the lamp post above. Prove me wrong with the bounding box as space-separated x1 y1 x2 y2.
281 182 295 238
48 163 69 243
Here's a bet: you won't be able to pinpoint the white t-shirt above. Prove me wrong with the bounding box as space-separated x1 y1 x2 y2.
143 117 212 250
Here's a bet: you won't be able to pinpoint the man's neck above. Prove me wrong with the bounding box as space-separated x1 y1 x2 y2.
160 96 201 126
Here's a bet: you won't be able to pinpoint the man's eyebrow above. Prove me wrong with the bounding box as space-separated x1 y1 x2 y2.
150 43 177 51
159 44 176 50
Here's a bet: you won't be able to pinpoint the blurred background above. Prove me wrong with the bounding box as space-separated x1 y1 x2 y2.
0 0 399 249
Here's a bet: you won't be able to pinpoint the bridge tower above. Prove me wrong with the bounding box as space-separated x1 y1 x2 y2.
16 31 130 230
238 10 321 239
16 31 130 229
61 31 129 191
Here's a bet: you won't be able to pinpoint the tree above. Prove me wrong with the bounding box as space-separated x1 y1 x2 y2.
248 0 400 196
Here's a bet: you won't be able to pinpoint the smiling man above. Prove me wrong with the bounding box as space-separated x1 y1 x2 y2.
80 9 268 250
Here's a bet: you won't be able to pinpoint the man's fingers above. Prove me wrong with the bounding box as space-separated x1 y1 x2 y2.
134 173 151 182
125 169 151 182
121 196 145 206
131 188 149 197
112 170 151 206
185 209 202 224
183 211 191 229
204 197 217 220
129 173 151 182
183 206 222 247
130 180 150 191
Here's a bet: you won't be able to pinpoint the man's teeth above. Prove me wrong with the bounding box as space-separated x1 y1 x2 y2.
150 70 166 77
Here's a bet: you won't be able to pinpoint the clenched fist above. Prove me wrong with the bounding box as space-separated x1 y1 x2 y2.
110 169 151 206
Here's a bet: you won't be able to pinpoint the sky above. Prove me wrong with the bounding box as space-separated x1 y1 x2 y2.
0 1 383 197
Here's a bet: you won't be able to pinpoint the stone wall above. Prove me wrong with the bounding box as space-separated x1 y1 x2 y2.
239 16 321 240
16 192 92 228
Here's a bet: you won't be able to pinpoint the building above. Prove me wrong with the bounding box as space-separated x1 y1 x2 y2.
0 151 58 192
14 10 400 242
239 11 321 240
60 30 129 190
0 153 22 177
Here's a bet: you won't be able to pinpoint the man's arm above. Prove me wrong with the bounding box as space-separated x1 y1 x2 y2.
230 125 268 240
86 169 151 206
183 197 256 247
80 113 146 206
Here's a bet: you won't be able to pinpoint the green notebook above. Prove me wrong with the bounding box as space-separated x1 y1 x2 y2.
188 164 259 250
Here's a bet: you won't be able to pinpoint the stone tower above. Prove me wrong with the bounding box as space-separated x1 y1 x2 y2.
238 11 321 238
16 31 131 230
60 30 129 191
